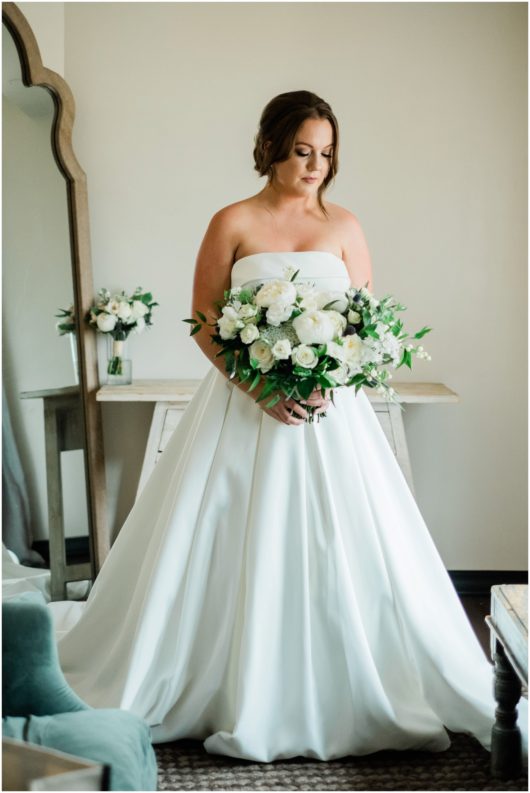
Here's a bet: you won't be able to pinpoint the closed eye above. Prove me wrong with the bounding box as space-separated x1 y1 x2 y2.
295 150 333 158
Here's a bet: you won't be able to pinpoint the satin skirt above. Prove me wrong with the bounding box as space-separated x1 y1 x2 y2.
54 366 527 762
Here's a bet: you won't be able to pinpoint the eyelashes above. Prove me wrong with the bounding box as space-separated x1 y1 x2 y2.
295 150 333 159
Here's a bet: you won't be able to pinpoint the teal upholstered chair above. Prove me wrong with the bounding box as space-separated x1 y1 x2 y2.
2 593 158 791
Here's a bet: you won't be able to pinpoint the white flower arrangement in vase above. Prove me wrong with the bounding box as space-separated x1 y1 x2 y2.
86 287 159 384
55 303 79 383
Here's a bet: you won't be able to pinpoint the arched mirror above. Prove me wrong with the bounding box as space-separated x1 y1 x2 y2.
2 2 108 599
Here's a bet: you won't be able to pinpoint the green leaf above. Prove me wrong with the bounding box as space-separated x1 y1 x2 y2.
256 380 276 402
182 318 197 324
414 326 432 339
196 310 207 323
265 393 282 409
247 370 261 393
289 269 300 282
298 378 315 400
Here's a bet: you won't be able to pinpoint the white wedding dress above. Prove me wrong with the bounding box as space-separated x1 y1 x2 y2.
53 251 527 763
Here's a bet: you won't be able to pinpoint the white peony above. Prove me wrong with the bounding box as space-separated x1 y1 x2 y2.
296 283 319 310
292 309 335 345
131 300 148 319
240 324 260 344
341 334 365 364
266 302 294 327
291 344 319 369
249 339 275 372
326 310 347 338
117 301 132 321
271 339 292 360
255 279 297 308
97 312 117 332
315 290 349 314
108 300 121 315
132 316 146 334
326 341 346 361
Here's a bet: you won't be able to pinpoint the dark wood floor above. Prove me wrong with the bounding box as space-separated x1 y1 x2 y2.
460 594 491 658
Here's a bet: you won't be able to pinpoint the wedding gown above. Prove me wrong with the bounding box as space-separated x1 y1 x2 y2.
53 251 527 763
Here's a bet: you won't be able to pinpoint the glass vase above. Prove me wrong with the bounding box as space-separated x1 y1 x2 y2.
68 332 79 385
106 335 132 385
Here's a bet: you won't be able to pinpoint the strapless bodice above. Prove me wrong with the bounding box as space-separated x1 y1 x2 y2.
230 250 350 290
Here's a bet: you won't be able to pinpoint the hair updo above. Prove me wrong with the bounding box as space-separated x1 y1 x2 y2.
253 90 339 216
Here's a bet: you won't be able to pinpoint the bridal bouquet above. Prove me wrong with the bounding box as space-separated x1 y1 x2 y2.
87 287 159 376
184 269 431 421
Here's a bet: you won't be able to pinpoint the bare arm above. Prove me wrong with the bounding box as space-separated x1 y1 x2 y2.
341 211 374 293
190 208 311 425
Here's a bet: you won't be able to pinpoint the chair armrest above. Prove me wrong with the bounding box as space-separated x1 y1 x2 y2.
3 594 88 717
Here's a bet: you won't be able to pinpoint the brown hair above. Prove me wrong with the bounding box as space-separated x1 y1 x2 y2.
253 90 339 217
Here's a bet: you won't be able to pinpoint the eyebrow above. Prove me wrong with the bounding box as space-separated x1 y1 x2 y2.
295 140 334 149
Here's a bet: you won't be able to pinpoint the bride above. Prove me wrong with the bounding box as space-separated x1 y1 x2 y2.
55 89 527 763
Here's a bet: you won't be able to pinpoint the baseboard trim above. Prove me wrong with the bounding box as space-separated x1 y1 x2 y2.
449 570 528 596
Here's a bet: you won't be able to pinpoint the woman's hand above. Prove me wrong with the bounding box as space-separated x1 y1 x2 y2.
259 385 331 426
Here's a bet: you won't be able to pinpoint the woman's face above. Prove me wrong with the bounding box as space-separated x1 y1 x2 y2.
269 117 334 195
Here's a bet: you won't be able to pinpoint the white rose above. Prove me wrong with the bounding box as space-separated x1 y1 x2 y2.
97 312 117 332
240 324 260 344
347 309 361 324
131 299 148 319
117 301 132 321
266 302 294 327
292 344 319 369
238 303 258 319
255 279 297 308
271 339 292 360
341 334 365 364
221 305 240 321
249 339 275 372
218 314 243 340
326 310 347 338
315 290 349 314
292 309 335 345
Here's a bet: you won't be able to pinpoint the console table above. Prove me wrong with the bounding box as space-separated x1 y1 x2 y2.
19 386 93 601
485 584 528 779
96 379 458 502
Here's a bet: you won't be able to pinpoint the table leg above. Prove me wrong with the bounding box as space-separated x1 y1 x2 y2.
490 638 523 779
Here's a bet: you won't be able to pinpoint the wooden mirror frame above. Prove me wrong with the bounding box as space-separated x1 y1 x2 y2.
2 2 109 574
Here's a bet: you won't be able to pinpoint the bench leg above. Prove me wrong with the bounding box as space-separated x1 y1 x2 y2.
490 639 523 779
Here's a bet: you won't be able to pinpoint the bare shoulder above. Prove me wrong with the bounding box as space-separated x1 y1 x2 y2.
325 202 366 238
326 202 374 291
209 197 256 229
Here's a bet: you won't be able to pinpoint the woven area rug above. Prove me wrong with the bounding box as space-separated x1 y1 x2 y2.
155 731 528 791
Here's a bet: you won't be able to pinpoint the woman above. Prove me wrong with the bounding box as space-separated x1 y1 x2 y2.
56 90 525 763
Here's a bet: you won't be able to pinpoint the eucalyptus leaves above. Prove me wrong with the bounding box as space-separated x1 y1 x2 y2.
185 268 431 421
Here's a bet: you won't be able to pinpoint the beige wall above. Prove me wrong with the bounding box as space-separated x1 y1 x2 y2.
19 2 527 568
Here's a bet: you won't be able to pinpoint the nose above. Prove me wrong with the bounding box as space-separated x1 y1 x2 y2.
307 151 325 172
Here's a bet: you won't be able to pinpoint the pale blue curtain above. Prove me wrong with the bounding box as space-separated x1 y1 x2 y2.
2 385 43 564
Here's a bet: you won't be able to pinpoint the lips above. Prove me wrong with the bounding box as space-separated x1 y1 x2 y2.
302 177 318 183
